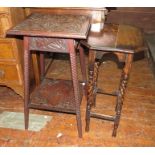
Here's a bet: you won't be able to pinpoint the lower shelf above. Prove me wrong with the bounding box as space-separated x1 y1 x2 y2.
30 78 83 114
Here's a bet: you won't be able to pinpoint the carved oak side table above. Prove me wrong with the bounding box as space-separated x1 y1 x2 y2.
7 13 90 138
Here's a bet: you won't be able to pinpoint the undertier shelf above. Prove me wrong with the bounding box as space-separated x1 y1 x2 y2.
30 78 83 113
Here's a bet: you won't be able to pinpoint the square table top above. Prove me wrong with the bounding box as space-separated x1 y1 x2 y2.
7 13 91 39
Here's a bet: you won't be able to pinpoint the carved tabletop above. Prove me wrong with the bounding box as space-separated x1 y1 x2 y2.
7 13 90 39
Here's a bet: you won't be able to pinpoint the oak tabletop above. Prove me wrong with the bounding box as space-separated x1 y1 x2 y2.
7 13 91 39
81 24 144 53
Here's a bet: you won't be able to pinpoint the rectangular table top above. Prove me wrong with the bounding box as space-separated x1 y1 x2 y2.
7 13 91 39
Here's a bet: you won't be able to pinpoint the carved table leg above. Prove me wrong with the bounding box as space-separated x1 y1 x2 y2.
79 45 87 97
112 53 133 137
93 61 99 107
23 36 30 130
86 50 96 132
68 39 82 138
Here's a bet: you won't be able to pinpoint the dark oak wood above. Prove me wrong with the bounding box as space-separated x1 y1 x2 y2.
7 13 91 138
80 23 147 137
23 36 30 130
29 37 68 53
30 79 83 113
7 13 90 39
23 7 107 89
81 24 147 53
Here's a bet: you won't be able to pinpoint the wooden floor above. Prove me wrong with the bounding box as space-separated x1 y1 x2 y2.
0 53 155 146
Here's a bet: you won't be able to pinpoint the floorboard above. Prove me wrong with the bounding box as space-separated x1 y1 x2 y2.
0 55 155 146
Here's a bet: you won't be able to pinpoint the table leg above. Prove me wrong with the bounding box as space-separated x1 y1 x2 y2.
86 49 96 132
67 39 82 138
113 53 133 137
79 45 87 97
23 36 30 130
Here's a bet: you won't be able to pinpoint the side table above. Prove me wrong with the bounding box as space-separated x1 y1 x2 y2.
80 23 147 136
7 13 90 138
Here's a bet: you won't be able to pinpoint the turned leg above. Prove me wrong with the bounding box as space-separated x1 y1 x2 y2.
85 69 93 132
86 50 96 132
112 53 133 137
23 36 30 130
93 62 99 107
68 39 82 138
